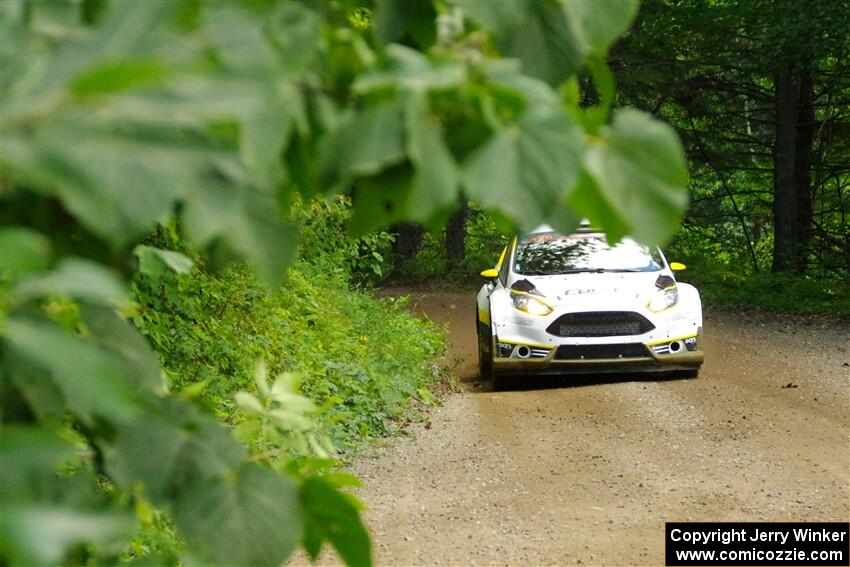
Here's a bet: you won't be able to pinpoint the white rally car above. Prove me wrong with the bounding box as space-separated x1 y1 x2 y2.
476 225 704 387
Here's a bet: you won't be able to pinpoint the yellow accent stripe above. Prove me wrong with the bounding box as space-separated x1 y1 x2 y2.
494 237 517 271
645 333 698 346
478 308 490 325
497 338 553 349
495 245 507 270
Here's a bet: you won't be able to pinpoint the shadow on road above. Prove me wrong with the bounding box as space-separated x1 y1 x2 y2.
465 371 698 393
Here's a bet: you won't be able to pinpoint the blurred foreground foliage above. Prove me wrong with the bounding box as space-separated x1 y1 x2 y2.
0 0 690 565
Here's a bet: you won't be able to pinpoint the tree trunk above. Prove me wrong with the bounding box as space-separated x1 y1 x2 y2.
445 200 468 261
793 70 814 273
391 223 424 263
771 66 802 273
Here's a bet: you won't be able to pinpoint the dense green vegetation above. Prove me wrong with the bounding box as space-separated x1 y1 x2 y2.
2 0 696 565
133 202 444 448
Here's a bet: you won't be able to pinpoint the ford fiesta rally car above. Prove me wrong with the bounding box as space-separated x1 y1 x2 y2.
476 225 704 387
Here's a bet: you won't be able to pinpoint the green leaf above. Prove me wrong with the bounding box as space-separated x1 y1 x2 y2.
566 170 629 241
107 399 245 502
1 117 217 247
266 2 321 72
203 6 304 187
459 0 583 86
0 227 50 281
348 165 414 237
234 391 264 415
563 0 639 55
404 91 460 222
462 107 584 229
3 353 67 422
1 0 176 128
0 505 135 566
458 0 638 85
9 258 127 308
579 109 689 245
373 0 437 48
71 59 169 96
319 101 407 193
134 245 193 281
354 45 466 93
254 359 270 397
481 59 561 111
3 316 140 424
0 426 76 497
183 183 298 287
302 477 371 567
455 0 528 33
173 464 302 566
79 304 165 392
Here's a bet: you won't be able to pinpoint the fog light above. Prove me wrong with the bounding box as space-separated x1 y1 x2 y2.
497 342 514 358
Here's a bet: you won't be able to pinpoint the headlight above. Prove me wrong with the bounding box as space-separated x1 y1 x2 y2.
512 293 553 316
647 286 678 312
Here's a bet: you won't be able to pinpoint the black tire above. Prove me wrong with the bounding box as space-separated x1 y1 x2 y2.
491 373 514 391
476 308 511 389
477 316 494 382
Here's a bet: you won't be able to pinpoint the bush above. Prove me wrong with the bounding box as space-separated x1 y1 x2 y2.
132 210 445 452
666 229 850 316
676 268 850 316
294 195 395 285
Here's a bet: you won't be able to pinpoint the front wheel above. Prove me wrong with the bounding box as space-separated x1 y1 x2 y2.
477 319 494 382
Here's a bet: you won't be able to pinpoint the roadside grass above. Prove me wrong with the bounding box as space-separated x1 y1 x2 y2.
133 259 448 454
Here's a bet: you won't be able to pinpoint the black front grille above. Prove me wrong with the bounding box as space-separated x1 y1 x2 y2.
546 311 655 337
555 343 650 360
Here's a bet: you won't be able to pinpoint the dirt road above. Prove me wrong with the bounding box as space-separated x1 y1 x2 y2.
348 290 849 565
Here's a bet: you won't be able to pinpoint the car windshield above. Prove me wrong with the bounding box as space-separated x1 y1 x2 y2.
513 232 663 275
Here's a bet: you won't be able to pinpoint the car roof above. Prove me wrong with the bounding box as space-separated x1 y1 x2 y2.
521 223 603 242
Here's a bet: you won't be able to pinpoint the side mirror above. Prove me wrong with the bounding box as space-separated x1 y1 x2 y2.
669 262 686 272
480 268 499 279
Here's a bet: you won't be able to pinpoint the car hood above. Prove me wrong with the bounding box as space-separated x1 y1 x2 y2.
513 272 668 310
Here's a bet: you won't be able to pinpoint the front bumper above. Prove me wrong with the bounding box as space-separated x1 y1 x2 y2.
492 328 704 376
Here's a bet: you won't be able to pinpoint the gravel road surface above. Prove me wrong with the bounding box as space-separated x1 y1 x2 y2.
313 290 850 566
